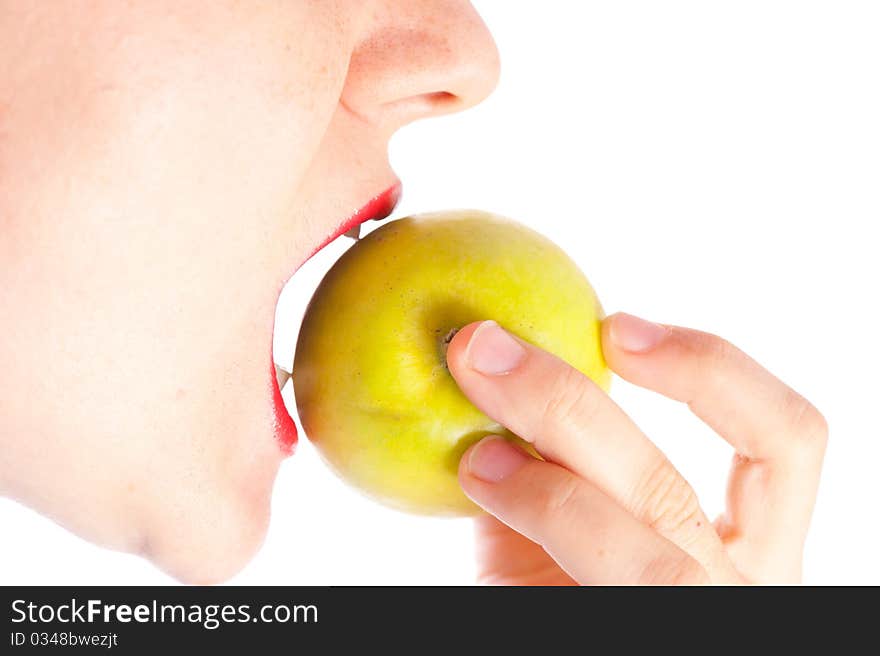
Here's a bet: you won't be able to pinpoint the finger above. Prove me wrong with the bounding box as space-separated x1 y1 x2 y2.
446 320 736 580
602 312 828 463
602 312 828 580
459 436 710 585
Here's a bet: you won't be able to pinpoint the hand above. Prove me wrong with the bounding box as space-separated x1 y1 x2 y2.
446 313 827 585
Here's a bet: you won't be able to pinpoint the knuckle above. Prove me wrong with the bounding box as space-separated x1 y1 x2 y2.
687 329 738 364
784 391 829 452
540 366 600 432
542 475 582 520
706 333 738 363
634 459 702 538
687 331 741 382
638 553 709 586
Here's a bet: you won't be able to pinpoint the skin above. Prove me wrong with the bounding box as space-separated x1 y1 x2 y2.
448 313 828 584
0 1 499 583
1 2 825 584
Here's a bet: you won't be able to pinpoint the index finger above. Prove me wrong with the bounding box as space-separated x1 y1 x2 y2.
446 320 737 580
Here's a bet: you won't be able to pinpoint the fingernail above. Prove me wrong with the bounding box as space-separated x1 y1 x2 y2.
467 436 530 483
610 313 668 353
465 320 526 375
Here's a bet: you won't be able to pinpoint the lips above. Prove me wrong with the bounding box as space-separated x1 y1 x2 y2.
271 181 403 454
313 182 403 256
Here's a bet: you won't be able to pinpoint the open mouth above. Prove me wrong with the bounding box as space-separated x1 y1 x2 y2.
270 181 403 454
314 182 402 253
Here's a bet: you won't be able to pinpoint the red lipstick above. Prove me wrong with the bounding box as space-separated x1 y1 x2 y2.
272 361 298 455
311 182 402 256
271 181 402 454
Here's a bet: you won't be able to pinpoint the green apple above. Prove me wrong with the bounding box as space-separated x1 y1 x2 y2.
293 210 610 516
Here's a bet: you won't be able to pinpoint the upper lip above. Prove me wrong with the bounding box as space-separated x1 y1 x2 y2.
314 181 403 255
349 181 403 227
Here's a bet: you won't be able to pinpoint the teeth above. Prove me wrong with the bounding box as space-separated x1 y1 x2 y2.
343 224 361 240
275 364 292 391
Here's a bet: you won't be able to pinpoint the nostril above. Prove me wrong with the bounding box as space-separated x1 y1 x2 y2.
427 91 462 114
382 91 458 107
381 91 461 120
423 91 459 106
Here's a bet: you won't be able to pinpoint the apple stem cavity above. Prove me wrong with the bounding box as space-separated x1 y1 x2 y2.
439 327 460 368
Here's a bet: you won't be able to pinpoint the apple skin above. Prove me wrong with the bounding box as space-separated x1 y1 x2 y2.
293 210 610 516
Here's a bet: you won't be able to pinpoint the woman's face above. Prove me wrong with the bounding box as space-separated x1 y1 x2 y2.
0 1 499 582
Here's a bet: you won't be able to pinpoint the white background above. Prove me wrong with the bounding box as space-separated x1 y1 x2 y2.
2 1 878 585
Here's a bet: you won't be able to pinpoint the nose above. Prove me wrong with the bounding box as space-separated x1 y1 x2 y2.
342 0 501 129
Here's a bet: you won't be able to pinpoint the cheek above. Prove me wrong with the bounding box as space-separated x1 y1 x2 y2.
3 2 354 250
0 3 353 581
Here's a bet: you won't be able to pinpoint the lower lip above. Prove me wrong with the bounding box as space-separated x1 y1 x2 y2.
271 181 403 454
271 362 298 455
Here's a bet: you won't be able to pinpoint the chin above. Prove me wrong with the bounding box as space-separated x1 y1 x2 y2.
140 458 279 585
136 341 289 583
151 500 272 585
116 393 287 584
